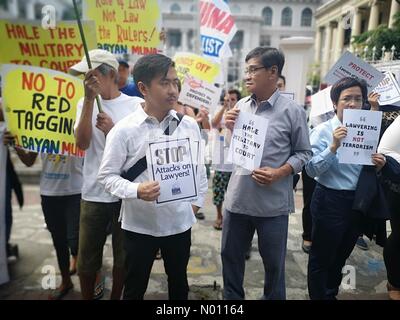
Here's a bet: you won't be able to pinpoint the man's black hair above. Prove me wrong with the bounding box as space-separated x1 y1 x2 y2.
330 77 368 105
245 47 285 75
133 54 175 87
228 89 241 101
279 75 286 85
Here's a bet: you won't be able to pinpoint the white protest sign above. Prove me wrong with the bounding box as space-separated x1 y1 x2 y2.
148 138 198 205
374 72 400 105
0 122 10 285
178 75 222 110
280 92 295 100
324 51 384 92
310 86 335 127
227 111 268 171
339 109 382 165
200 0 237 59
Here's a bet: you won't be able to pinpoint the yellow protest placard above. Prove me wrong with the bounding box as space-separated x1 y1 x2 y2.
83 0 162 55
0 19 97 74
174 52 221 84
1 64 85 157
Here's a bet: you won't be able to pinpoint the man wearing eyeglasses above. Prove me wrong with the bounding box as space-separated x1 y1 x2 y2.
222 47 312 300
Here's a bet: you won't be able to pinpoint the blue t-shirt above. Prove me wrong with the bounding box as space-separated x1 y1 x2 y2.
120 83 143 98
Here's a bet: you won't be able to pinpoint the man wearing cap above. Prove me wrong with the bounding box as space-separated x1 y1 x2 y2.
117 59 143 98
70 49 144 300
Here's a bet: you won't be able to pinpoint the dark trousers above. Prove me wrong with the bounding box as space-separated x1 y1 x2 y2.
41 194 81 274
221 210 288 300
383 189 400 288
123 228 191 300
302 168 316 241
308 184 361 300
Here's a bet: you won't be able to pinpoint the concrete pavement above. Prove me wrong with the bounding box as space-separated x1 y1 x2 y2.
0 182 390 300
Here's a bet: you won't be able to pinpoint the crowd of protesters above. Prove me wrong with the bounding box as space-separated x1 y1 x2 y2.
1 45 399 301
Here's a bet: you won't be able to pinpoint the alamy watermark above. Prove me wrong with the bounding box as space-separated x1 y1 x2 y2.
41 5 56 30
41 265 56 289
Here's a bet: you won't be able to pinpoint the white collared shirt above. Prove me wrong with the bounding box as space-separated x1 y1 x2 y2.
74 93 144 202
98 107 208 237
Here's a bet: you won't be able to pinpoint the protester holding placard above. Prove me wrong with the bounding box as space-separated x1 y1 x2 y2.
378 116 400 300
70 49 144 300
222 47 311 300
305 77 387 300
368 86 400 300
211 89 241 231
2 129 83 300
98 54 208 300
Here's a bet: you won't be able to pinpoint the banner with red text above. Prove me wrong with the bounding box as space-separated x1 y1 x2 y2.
1 64 85 157
200 0 237 59
0 19 97 74
324 51 384 93
83 0 162 55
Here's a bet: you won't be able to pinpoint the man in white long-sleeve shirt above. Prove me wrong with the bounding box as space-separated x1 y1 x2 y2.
98 54 208 300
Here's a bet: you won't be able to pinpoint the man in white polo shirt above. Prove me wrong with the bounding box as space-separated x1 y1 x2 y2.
98 54 208 300
70 49 143 300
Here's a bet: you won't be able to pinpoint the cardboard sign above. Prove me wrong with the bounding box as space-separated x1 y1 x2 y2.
227 111 268 171
83 0 162 55
339 109 382 165
174 52 221 85
324 51 384 92
1 64 85 157
148 138 198 205
374 72 400 105
0 19 97 73
200 0 237 59
178 75 222 110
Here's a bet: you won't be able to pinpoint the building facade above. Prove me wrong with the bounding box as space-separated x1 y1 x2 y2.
315 0 400 78
162 0 322 86
0 0 71 20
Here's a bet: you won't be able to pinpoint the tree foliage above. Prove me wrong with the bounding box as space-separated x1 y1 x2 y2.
352 12 400 60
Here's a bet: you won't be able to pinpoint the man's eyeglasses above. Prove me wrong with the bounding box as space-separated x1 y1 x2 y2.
339 96 364 105
244 66 265 75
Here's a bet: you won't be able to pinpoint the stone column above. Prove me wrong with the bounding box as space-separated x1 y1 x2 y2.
280 37 314 106
25 0 35 20
335 19 345 61
389 0 400 28
368 0 380 31
181 30 188 52
352 8 363 37
321 23 333 77
7 0 19 17
314 27 322 61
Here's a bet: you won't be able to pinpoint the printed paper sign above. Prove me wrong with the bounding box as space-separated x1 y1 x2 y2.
227 111 268 171
0 19 97 73
309 86 335 127
339 109 382 165
83 0 162 55
324 51 384 92
200 0 237 59
174 52 221 84
374 72 400 105
178 75 222 110
1 64 85 157
148 138 198 205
